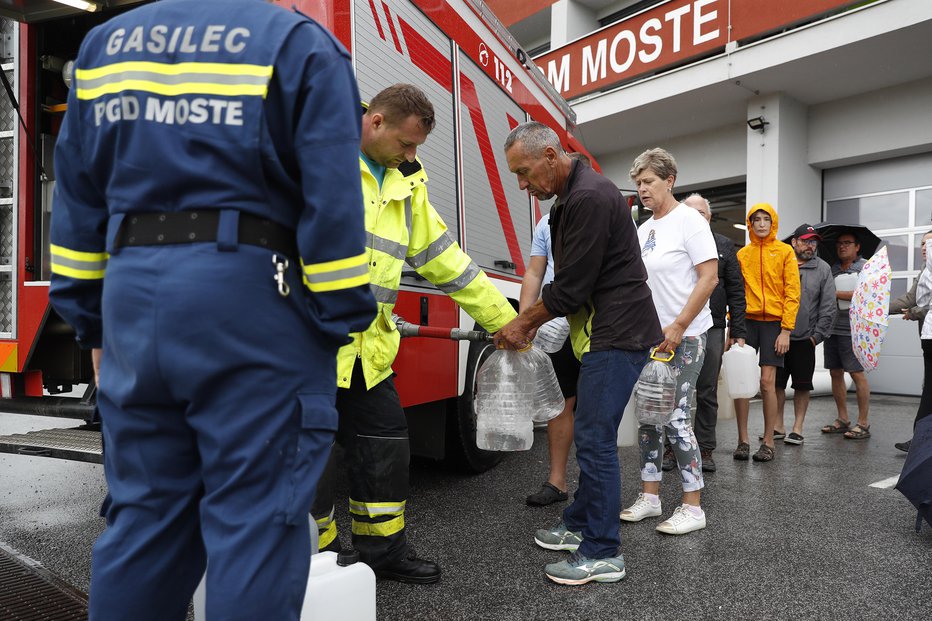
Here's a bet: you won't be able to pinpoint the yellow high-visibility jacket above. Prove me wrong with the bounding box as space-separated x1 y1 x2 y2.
737 202 800 331
337 156 517 389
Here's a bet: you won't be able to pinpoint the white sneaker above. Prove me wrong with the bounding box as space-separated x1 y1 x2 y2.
655 505 706 535
619 493 662 522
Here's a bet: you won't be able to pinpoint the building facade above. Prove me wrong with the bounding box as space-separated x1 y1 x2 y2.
489 0 932 394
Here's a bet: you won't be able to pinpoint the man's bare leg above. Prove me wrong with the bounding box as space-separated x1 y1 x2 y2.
546 396 575 491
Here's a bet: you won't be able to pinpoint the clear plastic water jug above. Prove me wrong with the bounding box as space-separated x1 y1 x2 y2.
634 348 676 426
525 345 566 422
475 346 564 450
533 317 570 353
721 343 760 399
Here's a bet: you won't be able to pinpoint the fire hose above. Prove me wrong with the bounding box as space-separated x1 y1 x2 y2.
392 314 493 343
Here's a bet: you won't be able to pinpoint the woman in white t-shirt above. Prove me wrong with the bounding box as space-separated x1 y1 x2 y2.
620 148 719 536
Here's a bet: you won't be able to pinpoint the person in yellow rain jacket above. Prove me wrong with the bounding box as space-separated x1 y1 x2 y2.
312 84 517 584
734 203 800 463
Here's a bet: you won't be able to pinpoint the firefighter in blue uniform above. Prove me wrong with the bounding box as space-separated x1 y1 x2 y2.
48 1 376 619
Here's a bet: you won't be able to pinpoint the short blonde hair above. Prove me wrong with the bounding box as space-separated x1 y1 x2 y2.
630 147 677 181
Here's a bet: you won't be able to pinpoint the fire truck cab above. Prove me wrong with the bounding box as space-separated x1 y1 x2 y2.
0 0 591 471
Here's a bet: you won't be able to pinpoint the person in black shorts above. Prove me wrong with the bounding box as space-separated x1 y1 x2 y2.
519 153 591 507
734 204 800 462
520 209 580 506
549 335 581 409
820 232 872 440
774 224 836 446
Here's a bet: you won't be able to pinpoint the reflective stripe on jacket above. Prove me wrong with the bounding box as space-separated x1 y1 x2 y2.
736 202 800 331
49 1 375 347
337 156 517 389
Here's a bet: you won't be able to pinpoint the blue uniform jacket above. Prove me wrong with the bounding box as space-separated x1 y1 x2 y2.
49 0 375 348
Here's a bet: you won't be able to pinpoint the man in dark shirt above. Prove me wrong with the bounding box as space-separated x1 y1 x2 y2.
683 194 746 472
496 122 662 586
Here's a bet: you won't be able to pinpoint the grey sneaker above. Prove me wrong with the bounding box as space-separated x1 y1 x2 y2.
544 550 626 585
534 522 582 551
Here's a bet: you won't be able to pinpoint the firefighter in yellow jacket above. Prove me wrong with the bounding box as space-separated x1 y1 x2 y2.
312 84 517 584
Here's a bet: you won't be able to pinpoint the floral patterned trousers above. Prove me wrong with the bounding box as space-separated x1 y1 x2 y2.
637 334 706 492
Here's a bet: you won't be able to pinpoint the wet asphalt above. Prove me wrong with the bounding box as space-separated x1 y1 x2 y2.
1 394 930 620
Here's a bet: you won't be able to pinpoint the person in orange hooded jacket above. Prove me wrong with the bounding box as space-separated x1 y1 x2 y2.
733 203 801 462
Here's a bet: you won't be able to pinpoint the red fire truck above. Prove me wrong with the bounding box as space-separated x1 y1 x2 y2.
0 0 592 471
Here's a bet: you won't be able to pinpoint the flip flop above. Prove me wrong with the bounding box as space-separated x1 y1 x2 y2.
821 418 850 434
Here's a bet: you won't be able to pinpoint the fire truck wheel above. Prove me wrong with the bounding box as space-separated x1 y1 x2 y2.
446 336 503 473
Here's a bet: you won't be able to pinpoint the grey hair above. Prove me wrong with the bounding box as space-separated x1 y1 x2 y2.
630 147 678 181
504 121 561 157
685 193 710 210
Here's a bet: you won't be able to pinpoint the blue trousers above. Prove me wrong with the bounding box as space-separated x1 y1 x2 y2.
563 348 647 559
90 243 339 621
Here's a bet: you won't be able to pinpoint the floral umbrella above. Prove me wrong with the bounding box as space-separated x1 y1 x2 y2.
849 245 891 372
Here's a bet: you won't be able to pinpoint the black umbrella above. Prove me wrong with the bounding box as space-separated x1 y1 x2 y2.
895 415 932 531
812 223 882 266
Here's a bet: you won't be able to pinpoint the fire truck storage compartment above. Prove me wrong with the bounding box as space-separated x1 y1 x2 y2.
354 0 460 245
456 47 532 278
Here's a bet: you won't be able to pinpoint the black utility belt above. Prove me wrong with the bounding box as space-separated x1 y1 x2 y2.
114 210 298 261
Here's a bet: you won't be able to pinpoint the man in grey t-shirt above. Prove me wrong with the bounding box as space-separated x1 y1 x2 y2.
820 232 871 439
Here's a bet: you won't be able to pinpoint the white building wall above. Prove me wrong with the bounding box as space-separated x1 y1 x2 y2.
523 0 932 397
809 76 932 169
595 123 747 194
745 93 822 233
550 0 600 48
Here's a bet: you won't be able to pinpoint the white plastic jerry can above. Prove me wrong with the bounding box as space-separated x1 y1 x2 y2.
193 549 376 621
721 343 760 399
301 550 376 620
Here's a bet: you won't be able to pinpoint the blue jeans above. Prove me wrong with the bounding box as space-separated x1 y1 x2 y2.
563 348 648 559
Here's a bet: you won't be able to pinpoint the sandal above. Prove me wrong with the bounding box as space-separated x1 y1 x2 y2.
821 418 850 434
752 444 775 462
526 482 569 506
733 442 750 461
844 424 871 440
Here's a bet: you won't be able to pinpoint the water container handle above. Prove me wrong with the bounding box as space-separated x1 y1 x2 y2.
649 347 675 363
